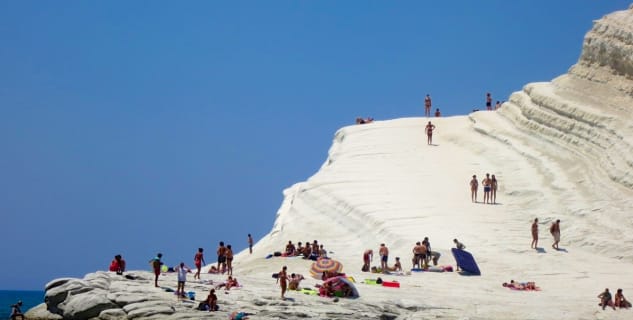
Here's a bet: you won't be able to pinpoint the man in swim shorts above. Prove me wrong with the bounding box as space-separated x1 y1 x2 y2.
217 242 227 273
531 218 539 249
412 242 426 269
482 173 492 204
486 92 492 110
379 243 389 271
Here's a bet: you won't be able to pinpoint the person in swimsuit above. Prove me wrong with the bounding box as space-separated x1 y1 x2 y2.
425 121 436 145
495 100 501 110
248 234 253 254
412 242 426 269
550 220 561 249
424 94 432 117
277 266 289 300
362 249 373 272
217 242 227 273
470 175 479 203
482 173 492 204
614 288 630 308
491 174 498 204
225 245 234 276
379 243 389 271
531 218 539 249
150 253 163 287
598 288 616 310
10 300 24 320
486 92 492 110
434 108 441 117
194 248 205 280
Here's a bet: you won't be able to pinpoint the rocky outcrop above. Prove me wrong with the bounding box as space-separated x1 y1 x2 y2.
25 272 190 320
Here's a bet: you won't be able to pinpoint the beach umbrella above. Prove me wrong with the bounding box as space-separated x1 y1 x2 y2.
309 258 343 279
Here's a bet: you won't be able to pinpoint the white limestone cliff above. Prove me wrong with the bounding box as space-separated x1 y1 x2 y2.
27 5 633 320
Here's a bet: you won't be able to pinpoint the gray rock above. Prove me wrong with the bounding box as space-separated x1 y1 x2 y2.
24 303 63 320
98 308 128 320
60 290 118 320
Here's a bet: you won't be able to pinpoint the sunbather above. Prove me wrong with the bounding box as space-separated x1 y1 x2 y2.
502 280 537 290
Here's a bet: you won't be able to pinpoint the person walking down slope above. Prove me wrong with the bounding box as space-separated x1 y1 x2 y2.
550 219 561 250
425 121 436 145
531 218 539 249
470 175 479 203
248 234 254 254
277 266 290 300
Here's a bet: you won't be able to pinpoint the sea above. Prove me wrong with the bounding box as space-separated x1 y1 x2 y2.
0 290 45 318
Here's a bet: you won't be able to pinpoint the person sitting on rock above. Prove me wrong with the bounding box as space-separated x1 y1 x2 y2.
288 273 305 290
109 254 126 275
10 300 24 320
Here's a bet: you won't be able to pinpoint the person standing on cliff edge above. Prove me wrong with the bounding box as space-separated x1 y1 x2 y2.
424 94 432 117
150 253 163 287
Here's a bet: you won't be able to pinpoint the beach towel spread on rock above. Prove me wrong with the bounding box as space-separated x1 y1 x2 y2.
451 248 481 275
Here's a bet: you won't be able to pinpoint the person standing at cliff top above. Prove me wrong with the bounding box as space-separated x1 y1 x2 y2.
550 219 561 249
248 234 254 254
150 253 163 287
470 175 479 203
194 248 206 280
175 262 191 298
379 243 389 271
434 108 441 117
495 101 501 110
424 94 432 117
425 121 436 145
217 241 227 273
486 92 492 110
531 218 539 249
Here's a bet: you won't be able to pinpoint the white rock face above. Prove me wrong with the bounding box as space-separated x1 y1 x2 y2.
27 5 633 320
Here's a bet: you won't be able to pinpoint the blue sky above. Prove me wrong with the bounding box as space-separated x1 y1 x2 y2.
1 1 630 290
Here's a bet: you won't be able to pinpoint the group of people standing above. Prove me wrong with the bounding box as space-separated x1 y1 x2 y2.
469 173 498 204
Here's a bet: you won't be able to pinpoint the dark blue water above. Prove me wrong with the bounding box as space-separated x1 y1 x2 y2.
0 290 44 318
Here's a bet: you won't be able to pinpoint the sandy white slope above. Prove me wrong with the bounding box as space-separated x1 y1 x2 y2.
229 5 633 320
